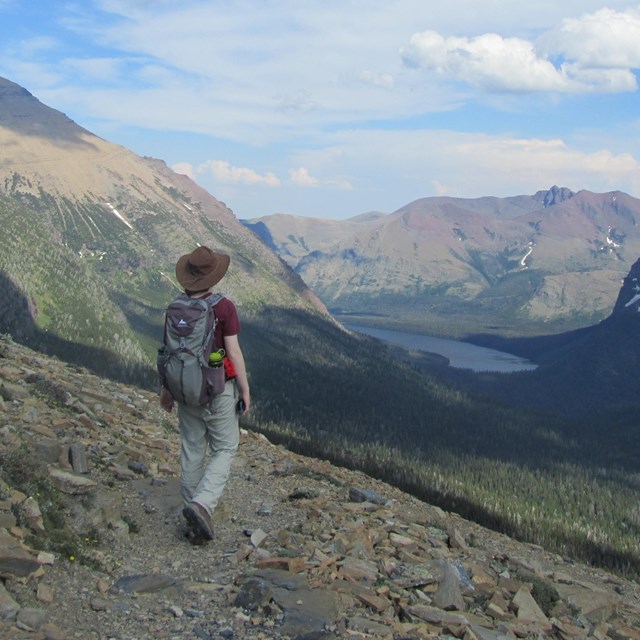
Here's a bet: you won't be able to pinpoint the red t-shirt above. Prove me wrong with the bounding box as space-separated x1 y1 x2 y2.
209 295 240 378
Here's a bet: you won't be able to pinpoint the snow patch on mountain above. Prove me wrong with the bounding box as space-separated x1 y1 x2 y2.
104 202 133 229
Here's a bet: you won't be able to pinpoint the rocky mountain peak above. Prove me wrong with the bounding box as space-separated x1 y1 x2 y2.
0 76 33 99
248 182 640 336
533 185 575 207
0 75 93 140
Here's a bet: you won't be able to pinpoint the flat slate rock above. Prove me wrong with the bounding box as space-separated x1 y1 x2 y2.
111 573 181 594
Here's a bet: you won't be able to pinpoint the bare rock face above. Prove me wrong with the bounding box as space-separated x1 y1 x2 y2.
1 333 640 639
534 184 575 208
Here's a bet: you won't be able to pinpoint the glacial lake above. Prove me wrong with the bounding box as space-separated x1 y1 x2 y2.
345 323 537 373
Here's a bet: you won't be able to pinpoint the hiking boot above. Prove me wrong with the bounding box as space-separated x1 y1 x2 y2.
183 502 214 541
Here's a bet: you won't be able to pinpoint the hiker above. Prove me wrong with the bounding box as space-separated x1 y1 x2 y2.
159 246 250 543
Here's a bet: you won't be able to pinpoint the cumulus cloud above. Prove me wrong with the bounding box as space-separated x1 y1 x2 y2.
198 160 280 186
401 31 568 92
4 0 639 219
288 166 352 190
308 129 640 210
401 7 640 93
289 167 319 186
451 137 638 182
171 162 195 179
541 8 640 68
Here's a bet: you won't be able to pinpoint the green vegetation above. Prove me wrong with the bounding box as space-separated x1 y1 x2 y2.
0 194 157 385
0 445 94 562
123 514 140 534
329 268 609 339
240 307 640 578
0 187 320 384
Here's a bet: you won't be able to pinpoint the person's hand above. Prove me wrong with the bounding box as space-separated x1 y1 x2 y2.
238 392 251 415
159 387 174 412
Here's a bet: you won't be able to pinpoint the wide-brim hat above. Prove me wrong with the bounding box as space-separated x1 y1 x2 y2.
175 246 230 291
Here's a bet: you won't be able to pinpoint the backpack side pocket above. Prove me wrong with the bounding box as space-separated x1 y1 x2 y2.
201 365 226 403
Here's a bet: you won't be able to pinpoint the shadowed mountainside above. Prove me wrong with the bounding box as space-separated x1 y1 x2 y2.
453 257 640 416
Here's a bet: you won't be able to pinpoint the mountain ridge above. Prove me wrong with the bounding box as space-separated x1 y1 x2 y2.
424 256 640 418
0 75 328 383
243 186 640 337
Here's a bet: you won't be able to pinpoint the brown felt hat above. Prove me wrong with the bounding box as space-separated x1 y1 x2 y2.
175 246 230 291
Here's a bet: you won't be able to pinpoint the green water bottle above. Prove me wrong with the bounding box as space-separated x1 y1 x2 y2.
208 349 225 368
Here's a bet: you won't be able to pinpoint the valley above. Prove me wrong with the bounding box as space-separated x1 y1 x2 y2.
1 74 640 587
343 322 537 372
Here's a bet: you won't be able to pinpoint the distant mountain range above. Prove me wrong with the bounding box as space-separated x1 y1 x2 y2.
244 187 640 337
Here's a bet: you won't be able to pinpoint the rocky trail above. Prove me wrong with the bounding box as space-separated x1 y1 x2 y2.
1 334 640 640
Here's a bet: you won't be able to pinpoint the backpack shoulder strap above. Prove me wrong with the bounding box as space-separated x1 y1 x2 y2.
207 293 224 308
200 293 225 356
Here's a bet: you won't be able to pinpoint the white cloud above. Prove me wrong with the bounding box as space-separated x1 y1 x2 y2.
295 129 640 206
3 0 640 219
402 7 640 94
198 160 280 187
289 167 319 186
26 1 460 142
288 166 352 190
171 162 195 179
540 8 640 68
450 137 639 184
560 64 637 92
401 31 568 93
199 128 640 219
432 180 450 196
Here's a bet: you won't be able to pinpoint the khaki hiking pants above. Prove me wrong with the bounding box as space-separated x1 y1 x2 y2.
177 379 239 516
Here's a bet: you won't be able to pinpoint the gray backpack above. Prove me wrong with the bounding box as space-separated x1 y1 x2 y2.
157 293 225 406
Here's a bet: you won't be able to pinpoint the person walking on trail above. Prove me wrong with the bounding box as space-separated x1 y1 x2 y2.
159 246 250 544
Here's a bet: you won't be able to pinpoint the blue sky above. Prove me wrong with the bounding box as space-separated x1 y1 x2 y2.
1 1 640 220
